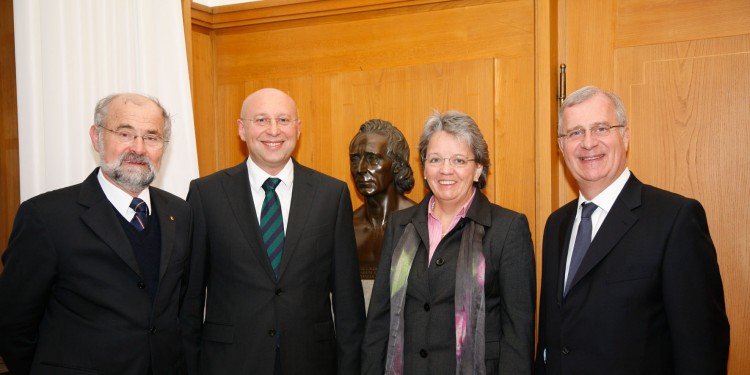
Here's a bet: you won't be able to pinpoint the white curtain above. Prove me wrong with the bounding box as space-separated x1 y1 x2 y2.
14 0 198 200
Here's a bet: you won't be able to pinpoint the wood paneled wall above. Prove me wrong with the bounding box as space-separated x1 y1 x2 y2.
190 0 540 237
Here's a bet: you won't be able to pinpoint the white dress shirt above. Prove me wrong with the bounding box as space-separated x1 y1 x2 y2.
563 168 631 289
246 158 294 233
97 169 152 222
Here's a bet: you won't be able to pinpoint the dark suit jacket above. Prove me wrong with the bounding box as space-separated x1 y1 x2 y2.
0 168 192 375
182 159 365 375
362 191 536 375
535 174 730 375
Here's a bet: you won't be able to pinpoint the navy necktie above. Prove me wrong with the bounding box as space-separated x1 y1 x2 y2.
261 178 284 277
129 197 149 231
564 202 598 296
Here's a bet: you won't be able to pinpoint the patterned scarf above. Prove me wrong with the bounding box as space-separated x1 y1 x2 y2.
385 221 486 375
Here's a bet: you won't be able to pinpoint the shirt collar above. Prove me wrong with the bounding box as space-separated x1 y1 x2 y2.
428 187 477 220
97 168 151 218
578 167 630 214
246 157 295 190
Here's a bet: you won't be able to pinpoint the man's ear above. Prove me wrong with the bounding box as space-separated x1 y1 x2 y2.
90 125 100 152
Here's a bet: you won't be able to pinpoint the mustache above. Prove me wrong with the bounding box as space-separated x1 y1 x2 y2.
120 152 152 166
100 151 157 194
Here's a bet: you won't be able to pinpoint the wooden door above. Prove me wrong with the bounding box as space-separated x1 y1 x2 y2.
560 0 750 372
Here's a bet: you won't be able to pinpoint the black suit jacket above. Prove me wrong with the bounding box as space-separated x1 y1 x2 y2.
182 159 365 375
0 168 192 375
362 192 536 375
536 174 729 374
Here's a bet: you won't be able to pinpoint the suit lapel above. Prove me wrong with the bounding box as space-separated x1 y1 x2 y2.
279 162 316 280
411 205 430 256
78 170 142 277
222 162 277 281
555 203 576 304
567 176 642 293
407 198 431 301
152 188 176 281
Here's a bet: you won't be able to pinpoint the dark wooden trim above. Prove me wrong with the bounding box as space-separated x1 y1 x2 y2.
0 0 20 269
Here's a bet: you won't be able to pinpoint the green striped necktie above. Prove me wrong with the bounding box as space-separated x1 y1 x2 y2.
261 177 284 277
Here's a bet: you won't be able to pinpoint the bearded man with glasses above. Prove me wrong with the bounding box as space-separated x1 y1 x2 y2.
0 93 192 375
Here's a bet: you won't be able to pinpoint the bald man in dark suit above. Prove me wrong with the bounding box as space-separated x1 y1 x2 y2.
182 88 365 375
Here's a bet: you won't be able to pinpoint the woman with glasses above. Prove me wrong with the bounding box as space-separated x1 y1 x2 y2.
362 111 535 375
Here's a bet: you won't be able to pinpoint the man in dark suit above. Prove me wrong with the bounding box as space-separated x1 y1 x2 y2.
535 86 730 374
0 93 192 375
182 88 366 374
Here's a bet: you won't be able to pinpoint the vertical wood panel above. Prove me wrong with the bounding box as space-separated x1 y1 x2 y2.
535 0 559 338
191 27 218 175
494 56 536 220
558 0 619 203
0 0 20 270
215 83 247 167
616 35 750 372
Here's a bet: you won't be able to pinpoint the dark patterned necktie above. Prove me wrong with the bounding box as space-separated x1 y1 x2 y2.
564 202 598 296
261 178 284 277
129 197 149 231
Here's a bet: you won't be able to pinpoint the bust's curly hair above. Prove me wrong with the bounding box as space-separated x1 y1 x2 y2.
351 119 415 194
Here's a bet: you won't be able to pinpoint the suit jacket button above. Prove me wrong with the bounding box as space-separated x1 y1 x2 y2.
423 303 430 311
435 258 445 266
419 349 428 358
275 288 283 296
149 326 157 334
137 281 146 289
268 329 277 337
561 346 569 355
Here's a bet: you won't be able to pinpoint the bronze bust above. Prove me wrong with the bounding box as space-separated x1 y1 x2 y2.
350 119 416 279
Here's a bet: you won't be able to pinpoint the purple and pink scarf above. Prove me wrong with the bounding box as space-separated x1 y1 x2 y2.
385 221 486 375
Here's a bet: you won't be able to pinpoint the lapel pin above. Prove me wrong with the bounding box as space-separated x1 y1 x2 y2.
170 216 175 221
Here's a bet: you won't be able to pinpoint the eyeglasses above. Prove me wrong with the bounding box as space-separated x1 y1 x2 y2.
241 116 298 127
99 126 168 149
425 155 476 168
558 124 626 142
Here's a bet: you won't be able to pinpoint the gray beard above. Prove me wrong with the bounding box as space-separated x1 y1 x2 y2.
100 151 157 194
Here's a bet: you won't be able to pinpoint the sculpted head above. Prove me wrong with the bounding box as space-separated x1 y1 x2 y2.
349 119 415 197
